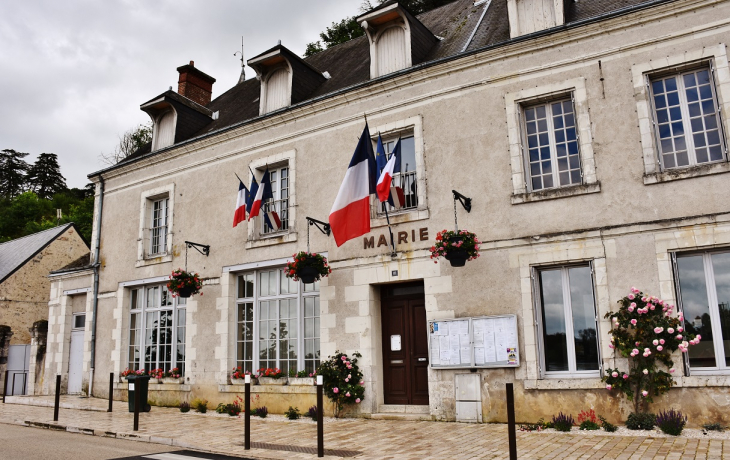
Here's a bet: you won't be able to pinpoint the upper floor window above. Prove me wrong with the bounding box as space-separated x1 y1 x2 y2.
523 98 582 191
264 67 291 114
151 109 176 152
650 68 726 169
128 285 186 375
261 166 289 236
535 264 600 378
150 198 169 255
376 26 407 76
375 136 418 215
674 250 730 374
236 269 320 374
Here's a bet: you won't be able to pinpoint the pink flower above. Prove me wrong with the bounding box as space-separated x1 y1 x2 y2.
653 340 659 346
632 348 639 355
623 374 629 380
606 384 612 390
631 287 639 294
642 390 648 397
649 305 655 310
696 334 702 341
667 328 674 334
359 380 364 385
670 369 675 373
346 392 351 397
341 356 347 361
628 294 635 300
631 319 637 325
657 345 663 351
654 327 664 334
635 342 641 347
355 398 361 403
676 334 683 340
659 339 665 345
333 387 339 394
608 343 615 349
677 327 684 333
345 378 349 382
611 371 618 378
628 306 635 313
642 369 649 375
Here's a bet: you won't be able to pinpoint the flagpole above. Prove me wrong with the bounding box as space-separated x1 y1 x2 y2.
383 205 397 257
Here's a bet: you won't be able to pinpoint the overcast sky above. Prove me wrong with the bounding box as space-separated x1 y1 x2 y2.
0 0 364 188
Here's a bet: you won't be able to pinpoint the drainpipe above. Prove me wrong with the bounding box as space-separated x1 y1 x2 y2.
88 175 105 397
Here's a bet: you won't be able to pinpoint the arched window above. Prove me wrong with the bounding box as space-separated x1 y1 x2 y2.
152 110 175 151
376 26 407 76
264 68 290 113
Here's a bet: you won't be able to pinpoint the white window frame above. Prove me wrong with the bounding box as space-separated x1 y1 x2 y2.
127 284 187 375
369 115 429 226
260 165 289 236
373 135 419 216
506 77 599 204
533 263 602 379
149 197 169 255
673 250 730 376
245 150 297 248
137 184 174 266
234 268 320 374
633 44 730 184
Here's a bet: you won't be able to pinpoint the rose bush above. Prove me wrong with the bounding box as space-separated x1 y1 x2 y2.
317 351 365 418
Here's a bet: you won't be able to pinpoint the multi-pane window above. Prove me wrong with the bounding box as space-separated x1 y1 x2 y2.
523 99 581 191
650 68 725 169
675 251 730 373
535 265 600 377
235 269 320 374
150 198 169 255
261 167 289 235
376 136 418 214
128 285 186 375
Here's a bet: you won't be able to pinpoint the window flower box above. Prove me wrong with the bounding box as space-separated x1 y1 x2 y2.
161 377 183 384
288 377 315 386
258 377 287 385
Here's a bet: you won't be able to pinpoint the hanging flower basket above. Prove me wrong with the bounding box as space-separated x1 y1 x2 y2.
429 229 481 267
285 251 331 284
167 269 203 298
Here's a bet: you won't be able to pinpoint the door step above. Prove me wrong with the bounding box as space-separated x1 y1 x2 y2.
371 404 433 421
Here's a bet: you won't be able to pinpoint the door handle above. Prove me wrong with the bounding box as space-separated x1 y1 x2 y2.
417 358 427 362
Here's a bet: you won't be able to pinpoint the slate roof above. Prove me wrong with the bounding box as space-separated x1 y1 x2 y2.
112 0 670 170
0 224 84 284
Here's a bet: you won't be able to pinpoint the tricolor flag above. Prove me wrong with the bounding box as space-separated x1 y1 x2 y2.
245 172 259 222
329 124 377 247
233 180 249 227
376 138 401 203
247 169 265 220
260 168 281 231
389 185 405 210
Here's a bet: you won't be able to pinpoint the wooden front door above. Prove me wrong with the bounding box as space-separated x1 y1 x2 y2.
381 283 429 405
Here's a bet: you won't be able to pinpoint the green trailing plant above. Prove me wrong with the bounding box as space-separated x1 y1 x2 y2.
191 398 208 413
577 409 600 431
602 288 701 413
537 418 553 429
215 403 227 414
598 415 617 432
551 413 574 432
626 412 656 430
179 402 190 413
703 422 724 432
318 351 365 418
285 406 301 420
656 409 687 436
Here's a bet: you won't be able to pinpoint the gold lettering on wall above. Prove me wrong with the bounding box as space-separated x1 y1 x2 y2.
363 228 430 250
364 236 375 249
377 235 388 247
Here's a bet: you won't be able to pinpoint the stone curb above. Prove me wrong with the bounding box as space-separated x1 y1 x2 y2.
0 419 284 460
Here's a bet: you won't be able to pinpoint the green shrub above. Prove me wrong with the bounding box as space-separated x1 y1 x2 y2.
191 398 208 413
215 403 227 414
579 420 600 430
285 406 301 420
703 422 724 431
626 412 656 430
656 409 687 436
598 415 617 432
552 413 574 432
179 402 190 413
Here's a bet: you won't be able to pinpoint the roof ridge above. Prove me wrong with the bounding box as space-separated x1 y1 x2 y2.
0 223 72 247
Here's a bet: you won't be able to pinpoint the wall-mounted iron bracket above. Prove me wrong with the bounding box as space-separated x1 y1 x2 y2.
306 217 331 237
184 241 210 257
452 190 472 213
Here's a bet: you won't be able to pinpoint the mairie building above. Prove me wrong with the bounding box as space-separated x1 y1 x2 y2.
41 0 730 424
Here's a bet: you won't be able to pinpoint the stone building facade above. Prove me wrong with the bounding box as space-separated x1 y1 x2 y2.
45 0 730 424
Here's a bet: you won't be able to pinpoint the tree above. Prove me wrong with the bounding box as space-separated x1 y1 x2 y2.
0 149 30 199
602 288 701 414
100 123 152 165
26 153 67 199
303 41 325 58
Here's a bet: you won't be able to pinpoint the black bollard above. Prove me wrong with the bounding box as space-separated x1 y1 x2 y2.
317 376 324 458
2 370 8 403
133 378 140 431
244 376 251 450
53 375 61 422
506 383 517 460
108 373 114 412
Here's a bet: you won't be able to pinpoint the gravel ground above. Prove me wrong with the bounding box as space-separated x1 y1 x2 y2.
527 426 730 439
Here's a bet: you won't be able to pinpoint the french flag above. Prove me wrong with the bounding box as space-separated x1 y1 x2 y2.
233 180 249 227
376 138 401 203
330 124 377 247
247 169 265 220
264 210 282 231
260 169 282 231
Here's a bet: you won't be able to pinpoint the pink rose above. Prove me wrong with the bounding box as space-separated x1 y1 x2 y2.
355 398 361 403
696 334 702 341
359 380 364 385
657 345 663 351
333 387 339 394
670 369 675 373
345 378 349 382
667 328 674 334
677 327 683 333
642 390 648 397
628 294 635 300
346 392 351 397
659 339 665 345
652 340 659 346
654 327 664 334
623 374 629 380
606 384 612 390
611 372 618 378
676 335 682 340
628 306 635 312
632 348 639 355
631 319 637 325
642 369 648 375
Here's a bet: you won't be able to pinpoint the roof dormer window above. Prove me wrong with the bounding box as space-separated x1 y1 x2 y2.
248 44 326 116
151 109 177 152
357 1 437 79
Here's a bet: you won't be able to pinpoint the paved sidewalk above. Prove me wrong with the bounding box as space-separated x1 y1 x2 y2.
1 397 730 459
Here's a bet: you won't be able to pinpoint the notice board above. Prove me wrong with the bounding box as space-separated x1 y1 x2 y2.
428 315 519 369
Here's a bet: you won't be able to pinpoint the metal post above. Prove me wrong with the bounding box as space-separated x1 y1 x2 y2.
2 370 8 403
108 373 113 412
506 383 517 460
244 374 251 450
317 375 324 458
53 375 61 422
133 379 140 431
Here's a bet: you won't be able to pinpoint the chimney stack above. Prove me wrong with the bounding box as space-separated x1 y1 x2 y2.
177 60 216 106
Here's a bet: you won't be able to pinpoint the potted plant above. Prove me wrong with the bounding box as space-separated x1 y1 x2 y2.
256 367 287 385
285 251 331 284
121 368 148 381
230 367 255 385
167 269 203 298
429 229 481 267
150 368 164 383
288 369 316 386
162 367 183 384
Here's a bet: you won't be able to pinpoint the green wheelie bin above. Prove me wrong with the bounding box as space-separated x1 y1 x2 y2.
126 375 152 412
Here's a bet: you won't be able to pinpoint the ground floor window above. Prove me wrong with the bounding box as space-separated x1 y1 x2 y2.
128 285 186 374
675 250 730 373
535 264 600 377
236 268 320 374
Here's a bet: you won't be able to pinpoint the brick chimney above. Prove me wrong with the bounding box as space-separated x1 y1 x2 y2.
177 60 216 106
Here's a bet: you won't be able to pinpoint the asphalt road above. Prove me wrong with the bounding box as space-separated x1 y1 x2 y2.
0 424 252 460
